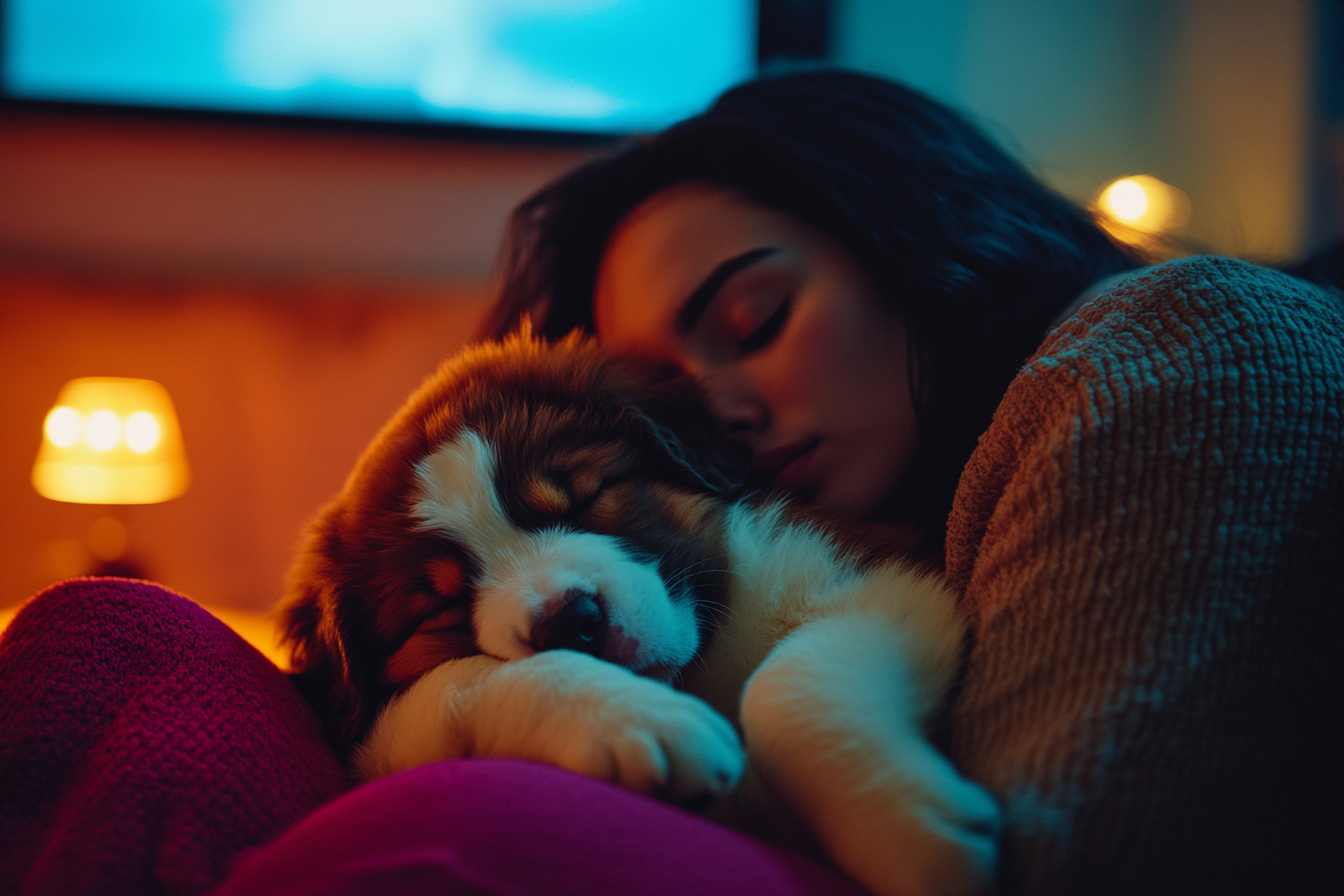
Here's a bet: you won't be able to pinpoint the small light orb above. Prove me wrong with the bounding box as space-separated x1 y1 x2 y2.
85 410 122 451
1094 175 1190 245
124 411 161 453
1102 178 1149 222
88 515 130 562
44 406 82 448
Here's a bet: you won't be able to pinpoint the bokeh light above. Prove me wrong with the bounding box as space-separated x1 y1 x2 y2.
84 410 122 451
43 406 82 448
88 515 130 562
1093 174 1192 250
124 411 161 453
1101 178 1150 222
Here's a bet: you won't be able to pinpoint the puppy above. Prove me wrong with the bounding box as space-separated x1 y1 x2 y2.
282 328 999 896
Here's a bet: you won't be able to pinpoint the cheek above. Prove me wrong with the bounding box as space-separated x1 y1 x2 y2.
768 298 880 415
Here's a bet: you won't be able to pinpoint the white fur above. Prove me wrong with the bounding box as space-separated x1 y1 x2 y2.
354 650 744 802
364 433 1000 896
680 504 998 896
412 431 699 672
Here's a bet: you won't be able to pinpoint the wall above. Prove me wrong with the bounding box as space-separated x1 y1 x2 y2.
835 0 1318 261
0 112 591 618
0 110 594 281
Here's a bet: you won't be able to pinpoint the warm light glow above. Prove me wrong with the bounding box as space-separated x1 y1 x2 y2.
1093 174 1191 246
32 377 190 504
1101 178 1149 222
44 406 82 448
124 411 161 453
85 409 122 451
202 605 292 671
88 515 130 562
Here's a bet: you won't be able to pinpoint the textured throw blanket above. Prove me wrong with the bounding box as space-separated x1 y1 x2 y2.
0 580 863 896
0 579 349 896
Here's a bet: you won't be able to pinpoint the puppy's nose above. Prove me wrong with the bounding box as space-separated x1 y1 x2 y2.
537 588 607 657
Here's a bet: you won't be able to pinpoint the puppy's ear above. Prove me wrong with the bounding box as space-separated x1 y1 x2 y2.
613 359 750 497
280 525 363 755
628 406 748 496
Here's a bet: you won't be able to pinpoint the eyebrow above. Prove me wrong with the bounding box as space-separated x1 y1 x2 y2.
675 247 778 334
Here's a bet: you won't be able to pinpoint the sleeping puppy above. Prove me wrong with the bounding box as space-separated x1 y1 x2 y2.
282 328 999 896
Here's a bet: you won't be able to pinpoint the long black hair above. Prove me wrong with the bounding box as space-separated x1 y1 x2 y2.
481 69 1138 550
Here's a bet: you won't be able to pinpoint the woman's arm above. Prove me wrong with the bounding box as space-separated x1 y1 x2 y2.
944 256 1344 895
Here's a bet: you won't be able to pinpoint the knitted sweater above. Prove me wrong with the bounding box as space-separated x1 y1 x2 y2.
944 256 1343 895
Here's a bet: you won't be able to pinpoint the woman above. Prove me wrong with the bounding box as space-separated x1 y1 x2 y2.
480 70 1343 894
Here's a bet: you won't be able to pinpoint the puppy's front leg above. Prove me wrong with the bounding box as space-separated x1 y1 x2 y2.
741 614 1000 896
355 651 745 802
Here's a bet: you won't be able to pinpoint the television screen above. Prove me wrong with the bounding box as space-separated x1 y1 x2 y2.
2 0 757 134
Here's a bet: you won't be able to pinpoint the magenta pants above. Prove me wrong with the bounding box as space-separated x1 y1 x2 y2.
218 759 863 896
0 579 861 896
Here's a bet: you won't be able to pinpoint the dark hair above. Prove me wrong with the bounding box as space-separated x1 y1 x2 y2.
481 68 1138 548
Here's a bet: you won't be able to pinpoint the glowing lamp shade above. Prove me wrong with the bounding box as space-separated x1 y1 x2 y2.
33 377 190 504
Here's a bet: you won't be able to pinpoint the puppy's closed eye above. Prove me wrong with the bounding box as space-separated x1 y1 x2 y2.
566 469 606 508
578 480 635 529
521 446 627 523
524 474 572 518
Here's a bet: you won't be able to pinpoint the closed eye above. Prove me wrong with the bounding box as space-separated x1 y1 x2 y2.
571 474 631 519
737 296 792 354
576 480 636 530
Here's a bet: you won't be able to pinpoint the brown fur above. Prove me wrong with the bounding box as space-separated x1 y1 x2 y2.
282 330 749 754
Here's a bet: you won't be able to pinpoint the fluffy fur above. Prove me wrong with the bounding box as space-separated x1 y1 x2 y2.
282 330 1000 896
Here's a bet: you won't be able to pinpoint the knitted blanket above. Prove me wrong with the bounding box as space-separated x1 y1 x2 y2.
945 257 1344 895
0 579 349 896
0 580 863 896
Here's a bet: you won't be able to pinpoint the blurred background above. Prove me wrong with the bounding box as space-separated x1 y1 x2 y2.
2 0 1341 661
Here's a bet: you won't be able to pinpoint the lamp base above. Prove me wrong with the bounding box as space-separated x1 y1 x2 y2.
87 556 151 580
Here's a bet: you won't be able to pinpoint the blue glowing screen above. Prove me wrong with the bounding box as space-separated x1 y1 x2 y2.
3 1 755 133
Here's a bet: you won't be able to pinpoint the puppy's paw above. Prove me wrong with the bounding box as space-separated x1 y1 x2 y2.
578 675 745 802
816 742 999 896
891 756 1001 896
492 651 745 803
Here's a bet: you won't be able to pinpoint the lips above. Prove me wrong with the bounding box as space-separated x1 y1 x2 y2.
747 437 820 494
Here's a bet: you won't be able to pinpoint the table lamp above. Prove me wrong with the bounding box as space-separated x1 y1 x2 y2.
33 377 190 577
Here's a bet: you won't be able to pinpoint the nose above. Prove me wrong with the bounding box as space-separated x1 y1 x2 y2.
701 375 770 436
536 588 607 657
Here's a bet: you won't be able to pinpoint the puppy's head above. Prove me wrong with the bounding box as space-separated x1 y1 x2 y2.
282 329 746 754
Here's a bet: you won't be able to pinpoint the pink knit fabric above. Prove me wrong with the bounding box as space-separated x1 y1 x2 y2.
216 758 867 896
0 579 349 896
0 580 865 895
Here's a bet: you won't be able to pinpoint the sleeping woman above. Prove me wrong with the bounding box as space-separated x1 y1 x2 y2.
479 68 1344 895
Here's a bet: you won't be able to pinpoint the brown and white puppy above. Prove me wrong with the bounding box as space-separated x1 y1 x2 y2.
282 329 999 896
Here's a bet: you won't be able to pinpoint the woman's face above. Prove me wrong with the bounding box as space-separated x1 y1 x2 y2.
594 183 919 520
